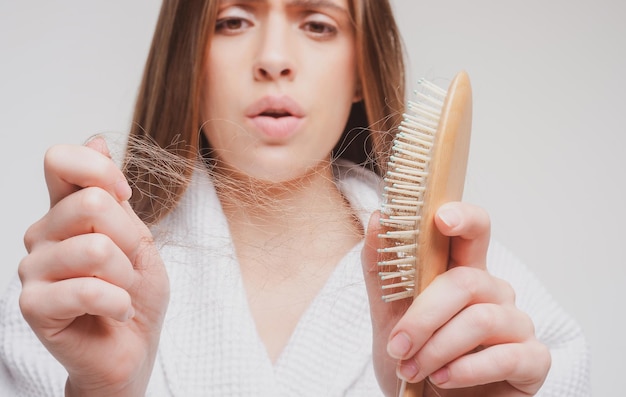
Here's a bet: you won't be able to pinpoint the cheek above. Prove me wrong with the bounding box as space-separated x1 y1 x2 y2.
315 49 358 110
204 44 248 112
204 64 229 115
321 53 357 93
313 56 358 137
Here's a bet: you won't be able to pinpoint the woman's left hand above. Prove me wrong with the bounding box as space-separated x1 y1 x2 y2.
362 202 551 396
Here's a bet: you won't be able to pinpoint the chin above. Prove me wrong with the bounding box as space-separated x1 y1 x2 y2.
239 158 330 186
240 166 308 185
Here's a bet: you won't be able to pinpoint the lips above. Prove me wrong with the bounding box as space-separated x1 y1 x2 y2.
245 96 305 141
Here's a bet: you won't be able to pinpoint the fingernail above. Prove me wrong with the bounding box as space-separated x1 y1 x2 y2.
85 136 107 152
429 367 450 385
125 306 136 321
438 207 461 229
115 180 132 201
387 332 412 359
397 359 420 382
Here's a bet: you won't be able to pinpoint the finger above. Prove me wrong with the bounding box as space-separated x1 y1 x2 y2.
84 135 112 157
19 233 135 290
434 202 490 269
398 303 534 383
363 212 395 327
362 211 411 390
26 187 143 258
20 277 135 329
387 267 515 361
361 212 385 320
44 142 131 207
428 341 550 394
363 211 412 330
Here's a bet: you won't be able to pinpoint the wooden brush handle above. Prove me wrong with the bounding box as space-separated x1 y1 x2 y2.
404 71 473 397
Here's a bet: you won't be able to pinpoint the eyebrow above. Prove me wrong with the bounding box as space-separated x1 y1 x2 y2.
219 0 348 14
286 0 348 13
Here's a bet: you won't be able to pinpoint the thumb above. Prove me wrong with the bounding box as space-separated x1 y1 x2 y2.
84 135 112 157
45 138 130 207
84 136 132 202
362 211 391 330
362 211 411 335
362 211 411 393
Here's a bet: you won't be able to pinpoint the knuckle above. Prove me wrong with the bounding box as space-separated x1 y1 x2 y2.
535 341 552 373
467 304 498 333
78 187 112 214
449 266 482 296
458 203 491 238
23 221 43 253
132 237 159 270
518 311 536 337
496 277 516 302
17 255 33 283
18 287 40 321
75 279 104 306
422 335 448 363
448 358 477 385
412 307 441 335
43 145 64 170
83 233 115 265
491 347 518 377
477 206 491 229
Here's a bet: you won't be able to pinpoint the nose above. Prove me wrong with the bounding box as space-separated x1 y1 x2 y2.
254 62 293 81
253 20 295 81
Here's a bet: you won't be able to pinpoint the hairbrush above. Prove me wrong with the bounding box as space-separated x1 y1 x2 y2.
378 71 473 396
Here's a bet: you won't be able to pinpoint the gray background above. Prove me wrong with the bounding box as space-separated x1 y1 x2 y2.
1 1 623 394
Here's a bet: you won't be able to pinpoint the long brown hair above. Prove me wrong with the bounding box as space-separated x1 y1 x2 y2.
124 0 406 225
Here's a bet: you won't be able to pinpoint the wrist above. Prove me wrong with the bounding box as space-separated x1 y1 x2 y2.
65 375 148 397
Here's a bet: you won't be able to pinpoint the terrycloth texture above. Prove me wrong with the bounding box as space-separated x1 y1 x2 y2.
0 162 590 396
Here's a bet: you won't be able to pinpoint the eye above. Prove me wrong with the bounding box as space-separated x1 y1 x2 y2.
304 21 336 35
215 17 252 34
301 14 338 39
215 6 254 35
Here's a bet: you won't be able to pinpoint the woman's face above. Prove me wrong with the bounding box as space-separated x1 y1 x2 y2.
202 0 359 182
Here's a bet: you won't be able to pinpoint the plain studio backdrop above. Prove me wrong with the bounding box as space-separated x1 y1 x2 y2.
0 1 623 394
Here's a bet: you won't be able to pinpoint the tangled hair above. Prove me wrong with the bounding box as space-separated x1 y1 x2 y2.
124 0 406 225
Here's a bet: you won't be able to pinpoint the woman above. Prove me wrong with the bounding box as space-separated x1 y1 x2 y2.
0 0 588 395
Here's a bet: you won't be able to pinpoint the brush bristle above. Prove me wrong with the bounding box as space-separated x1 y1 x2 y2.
378 79 447 303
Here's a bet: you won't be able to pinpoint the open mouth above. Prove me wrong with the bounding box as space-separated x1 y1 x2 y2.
246 95 304 119
249 111 302 141
260 110 291 118
245 96 305 140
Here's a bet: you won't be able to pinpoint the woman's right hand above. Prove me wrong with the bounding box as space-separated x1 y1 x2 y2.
18 138 170 397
